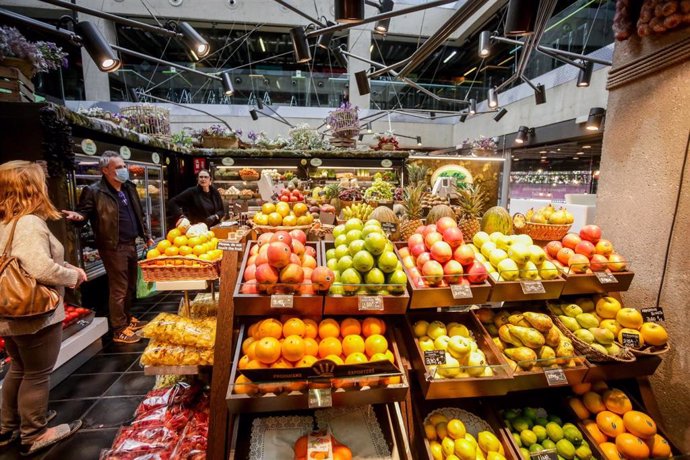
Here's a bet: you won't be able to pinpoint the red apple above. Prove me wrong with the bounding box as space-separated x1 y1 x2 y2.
302 254 317 269
608 253 627 272
257 232 274 247
422 224 438 237
267 242 292 268
270 230 292 247
443 260 464 284
579 225 602 244
408 234 424 248
304 245 316 258
255 251 269 266
421 260 444 286
562 233 582 250
291 240 305 257
546 241 563 259
595 239 614 257
289 253 301 266
568 254 590 274
247 255 257 267
442 227 464 249
574 240 596 259
408 266 424 287
467 260 488 284
255 263 279 285
416 252 432 271
289 229 307 245
436 217 458 234
241 279 258 294
590 254 608 272
299 279 315 296
424 232 443 250
302 267 313 280
415 225 426 235
430 241 453 264
311 266 335 291
243 264 257 281
410 242 427 258
557 247 575 266
280 263 305 285
250 245 259 256
453 244 475 266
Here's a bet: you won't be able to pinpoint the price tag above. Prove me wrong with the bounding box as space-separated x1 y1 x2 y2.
217 240 243 252
451 284 473 299
544 368 568 386
621 332 641 349
520 280 546 295
446 306 471 313
595 271 618 284
358 296 384 311
530 450 558 460
424 350 446 366
151 152 160 164
270 295 294 309
381 222 396 235
641 307 665 323
308 388 332 409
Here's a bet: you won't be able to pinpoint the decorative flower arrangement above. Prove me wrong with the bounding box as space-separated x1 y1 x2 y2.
171 130 195 147
77 107 130 128
374 131 399 150
0 26 68 75
196 124 241 139
326 101 359 138
464 136 497 152
287 124 330 150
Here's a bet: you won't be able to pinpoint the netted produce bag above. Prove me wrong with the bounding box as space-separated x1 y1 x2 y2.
140 341 214 366
140 313 216 349
184 293 218 319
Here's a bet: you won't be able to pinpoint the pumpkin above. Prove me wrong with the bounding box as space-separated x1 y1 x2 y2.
481 206 513 234
426 204 455 225
369 206 400 241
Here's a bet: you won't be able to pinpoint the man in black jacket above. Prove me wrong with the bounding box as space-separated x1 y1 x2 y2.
168 170 225 226
63 151 153 343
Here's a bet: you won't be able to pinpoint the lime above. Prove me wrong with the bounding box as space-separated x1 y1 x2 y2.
353 250 375 272
334 244 350 260
377 251 399 273
364 232 387 256
348 239 366 256
344 218 363 232
346 229 362 244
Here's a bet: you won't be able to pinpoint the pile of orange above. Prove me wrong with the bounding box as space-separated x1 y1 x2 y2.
293 433 352 460
233 316 400 395
146 226 222 265
569 381 672 459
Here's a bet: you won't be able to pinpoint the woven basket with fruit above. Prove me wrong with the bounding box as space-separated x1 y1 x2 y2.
513 203 574 241
239 168 260 181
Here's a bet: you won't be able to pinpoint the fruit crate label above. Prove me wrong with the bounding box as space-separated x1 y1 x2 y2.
451 284 473 299
530 450 558 460
270 295 294 309
520 281 546 295
544 368 568 386
621 332 641 349
217 240 243 252
381 222 396 235
641 307 665 323
595 271 618 284
358 296 384 311
308 388 332 409
424 350 446 366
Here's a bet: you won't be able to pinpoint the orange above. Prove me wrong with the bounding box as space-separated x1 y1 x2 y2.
364 334 388 357
569 397 591 420
602 388 633 415
324 354 344 365
156 239 172 252
192 244 206 256
342 335 366 356
303 319 319 339
164 246 179 257
592 380 610 393
166 228 182 242
362 317 386 337
582 419 608 444
639 322 668 347
318 337 342 358
261 202 276 215
596 411 625 437
254 337 281 364
333 445 352 460
233 374 256 395
340 318 362 336
600 442 623 460
258 318 283 339
369 352 390 363
293 435 307 458
282 335 306 362
304 338 319 357
571 382 592 395
275 201 290 217
384 349 395 363
318 319 340 339
622 411 657 439
615 433 650 460
283 318 306 338
178 245 193 256
172 235 188 247
345 352 368 364
646 434 671 458
245 341 258 361
258 382 283 394
146 249 161 259
248 322 260 340
296 355 317 367
242 337 255 355
271 357 293 368
583 391 607 414
238 355 251 370
285 380 307 392
245 359 267 369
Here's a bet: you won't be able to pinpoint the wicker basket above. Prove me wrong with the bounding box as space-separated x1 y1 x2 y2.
138 257 220 282
240 173 260 181
628 342 670 357
551 314 636 363
202 135 238 149
513 213 571 241
252 224 312 235
121 105 171 136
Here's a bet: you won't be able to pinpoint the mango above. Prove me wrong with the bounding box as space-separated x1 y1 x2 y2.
486 453 506 460
575 444 593 460
532 425 547 442
575 313 600 329
605 342 621 356
512 417 532 432
512 432 523 447
549 303 564 315
520 429 537 446
478 431 501 453
519 447 530 460
542 439 556 450
563 426 583 444
528 443 544 453
556 439 576 460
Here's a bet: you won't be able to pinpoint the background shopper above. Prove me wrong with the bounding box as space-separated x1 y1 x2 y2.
0 161 84 456
63 151 153 344
168 169 225 226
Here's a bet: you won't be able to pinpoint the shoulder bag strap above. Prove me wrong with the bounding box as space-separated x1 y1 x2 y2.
1 219 19 258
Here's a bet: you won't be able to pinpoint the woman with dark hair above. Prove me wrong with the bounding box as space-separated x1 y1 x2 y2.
168 170 225 226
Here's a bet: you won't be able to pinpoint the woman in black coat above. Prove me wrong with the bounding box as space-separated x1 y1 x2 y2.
168 170 225 226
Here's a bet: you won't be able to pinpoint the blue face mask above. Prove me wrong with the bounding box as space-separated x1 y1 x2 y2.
114 168 130 183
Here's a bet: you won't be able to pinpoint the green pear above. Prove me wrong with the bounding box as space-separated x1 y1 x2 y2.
523 312 554 333
589 327 615 345
576 297 595 313
575 313 600 329
504 347 537 370
508 244 530 265
562 304 583 318
559 315 580 332
508 325 545 349
590 342 609 355
489 248 509 267
574 329 595 344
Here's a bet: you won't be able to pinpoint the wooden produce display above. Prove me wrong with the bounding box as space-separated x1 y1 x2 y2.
488 276 566 302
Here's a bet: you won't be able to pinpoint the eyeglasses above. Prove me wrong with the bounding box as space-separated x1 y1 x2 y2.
117 191 128 206
198 176 210 180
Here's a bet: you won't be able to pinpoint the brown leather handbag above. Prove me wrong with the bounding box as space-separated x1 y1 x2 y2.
0 219 60 319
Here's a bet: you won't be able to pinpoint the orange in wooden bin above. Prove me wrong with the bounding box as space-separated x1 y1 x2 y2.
615 433 650 460
596 411 625 437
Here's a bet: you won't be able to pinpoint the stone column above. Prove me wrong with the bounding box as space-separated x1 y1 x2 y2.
347 27 371 109
80 15 116 101
595 29 690 450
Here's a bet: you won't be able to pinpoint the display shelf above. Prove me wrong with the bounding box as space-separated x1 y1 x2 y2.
559 270 635 295
487 276 566 301
583 356 662 382
61 310 96 341
54 317 108 370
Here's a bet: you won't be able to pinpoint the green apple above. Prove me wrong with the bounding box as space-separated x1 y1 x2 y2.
332 224 346 239
508 244 530 265
481 241 497 258
496 234 514 251
334 244 350 260
436 353 460 378
489 248 509 267
514 234 533 246
473 231 490 248
489 232 504 243
387 269 407 295
434 335 451 351
348 239 366 257
528 245 546 265
345 229 362 244
427 320 447 340
377 251 399 273
539 261 560 280
448 336 472 358
520 261 540 280
352 250 374 272
344 218 363 232
418 335 434 352
448 323 470 338
497 258 519 281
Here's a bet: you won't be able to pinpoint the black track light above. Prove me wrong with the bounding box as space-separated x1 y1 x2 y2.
250 109 259 121
577 61 593 87
534 84 546 105
504 0 538 36
177 21 210 57
335 0 365 23
129 87 140 102
358 134 364 141
416 136 422 146
366 123 372 133
469 99 477 115
430 112 436 119
586 107 605 131
221 72 234 96
488 87 498 109
316 20 337 49
290 26 311 63
478 30 491 57
493 107 507 122
256 98 264 110
355 70 370 95
459 113 468 123
374 0 394 34
515 125 529 144
75 21 121 71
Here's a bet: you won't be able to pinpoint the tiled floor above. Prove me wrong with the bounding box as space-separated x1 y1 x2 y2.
0 293 180 459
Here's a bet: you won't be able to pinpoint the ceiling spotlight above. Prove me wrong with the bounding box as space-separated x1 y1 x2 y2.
290 26 311 63
493 107 507 122
504 0 538 36
221 72 234 96
577 61 593 87
335 0 365 23
75 21 121 71
586 107 605 131
459 113 468 123
469 99 477 115
249 109 259 121
478 30 491 57
375 2 394 35
316 20 336 49
515 125 529 144
488 87 498 109
416 136 422 146
355 70 370 95
577 151 584 155
177 21 210 57
256 98 264 110
367 123 372 133
534 84 546 105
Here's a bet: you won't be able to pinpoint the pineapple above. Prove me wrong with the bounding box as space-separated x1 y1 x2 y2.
400 183 425 240
455 183 487 240
406 163 429 187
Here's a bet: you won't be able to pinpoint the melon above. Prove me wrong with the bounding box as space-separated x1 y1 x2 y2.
369 206 400 241
426 204 455 225
481 206 513 234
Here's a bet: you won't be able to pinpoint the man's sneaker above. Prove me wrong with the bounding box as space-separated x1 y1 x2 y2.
113 326 140 344
128 316 147 331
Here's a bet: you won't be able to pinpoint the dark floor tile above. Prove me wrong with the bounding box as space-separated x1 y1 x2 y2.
81 397 143 429
148 302 181 312
47 399 98 426
49 373 121 401
104 372 156 397
41 428 118 460
72 353 140 375
139 311 164 321
128 303 152 314
101 339 149 354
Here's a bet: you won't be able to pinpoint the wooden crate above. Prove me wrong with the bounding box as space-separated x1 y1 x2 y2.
560 270 635 295
488 275 565 302
0 66 35 103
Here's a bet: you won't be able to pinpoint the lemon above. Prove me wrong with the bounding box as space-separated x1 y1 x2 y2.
424 423 437 441
478 431 501 453
454 438 477 460
442 437 456 457
436 422 448 440
429 441 443 460
447 419 467 440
